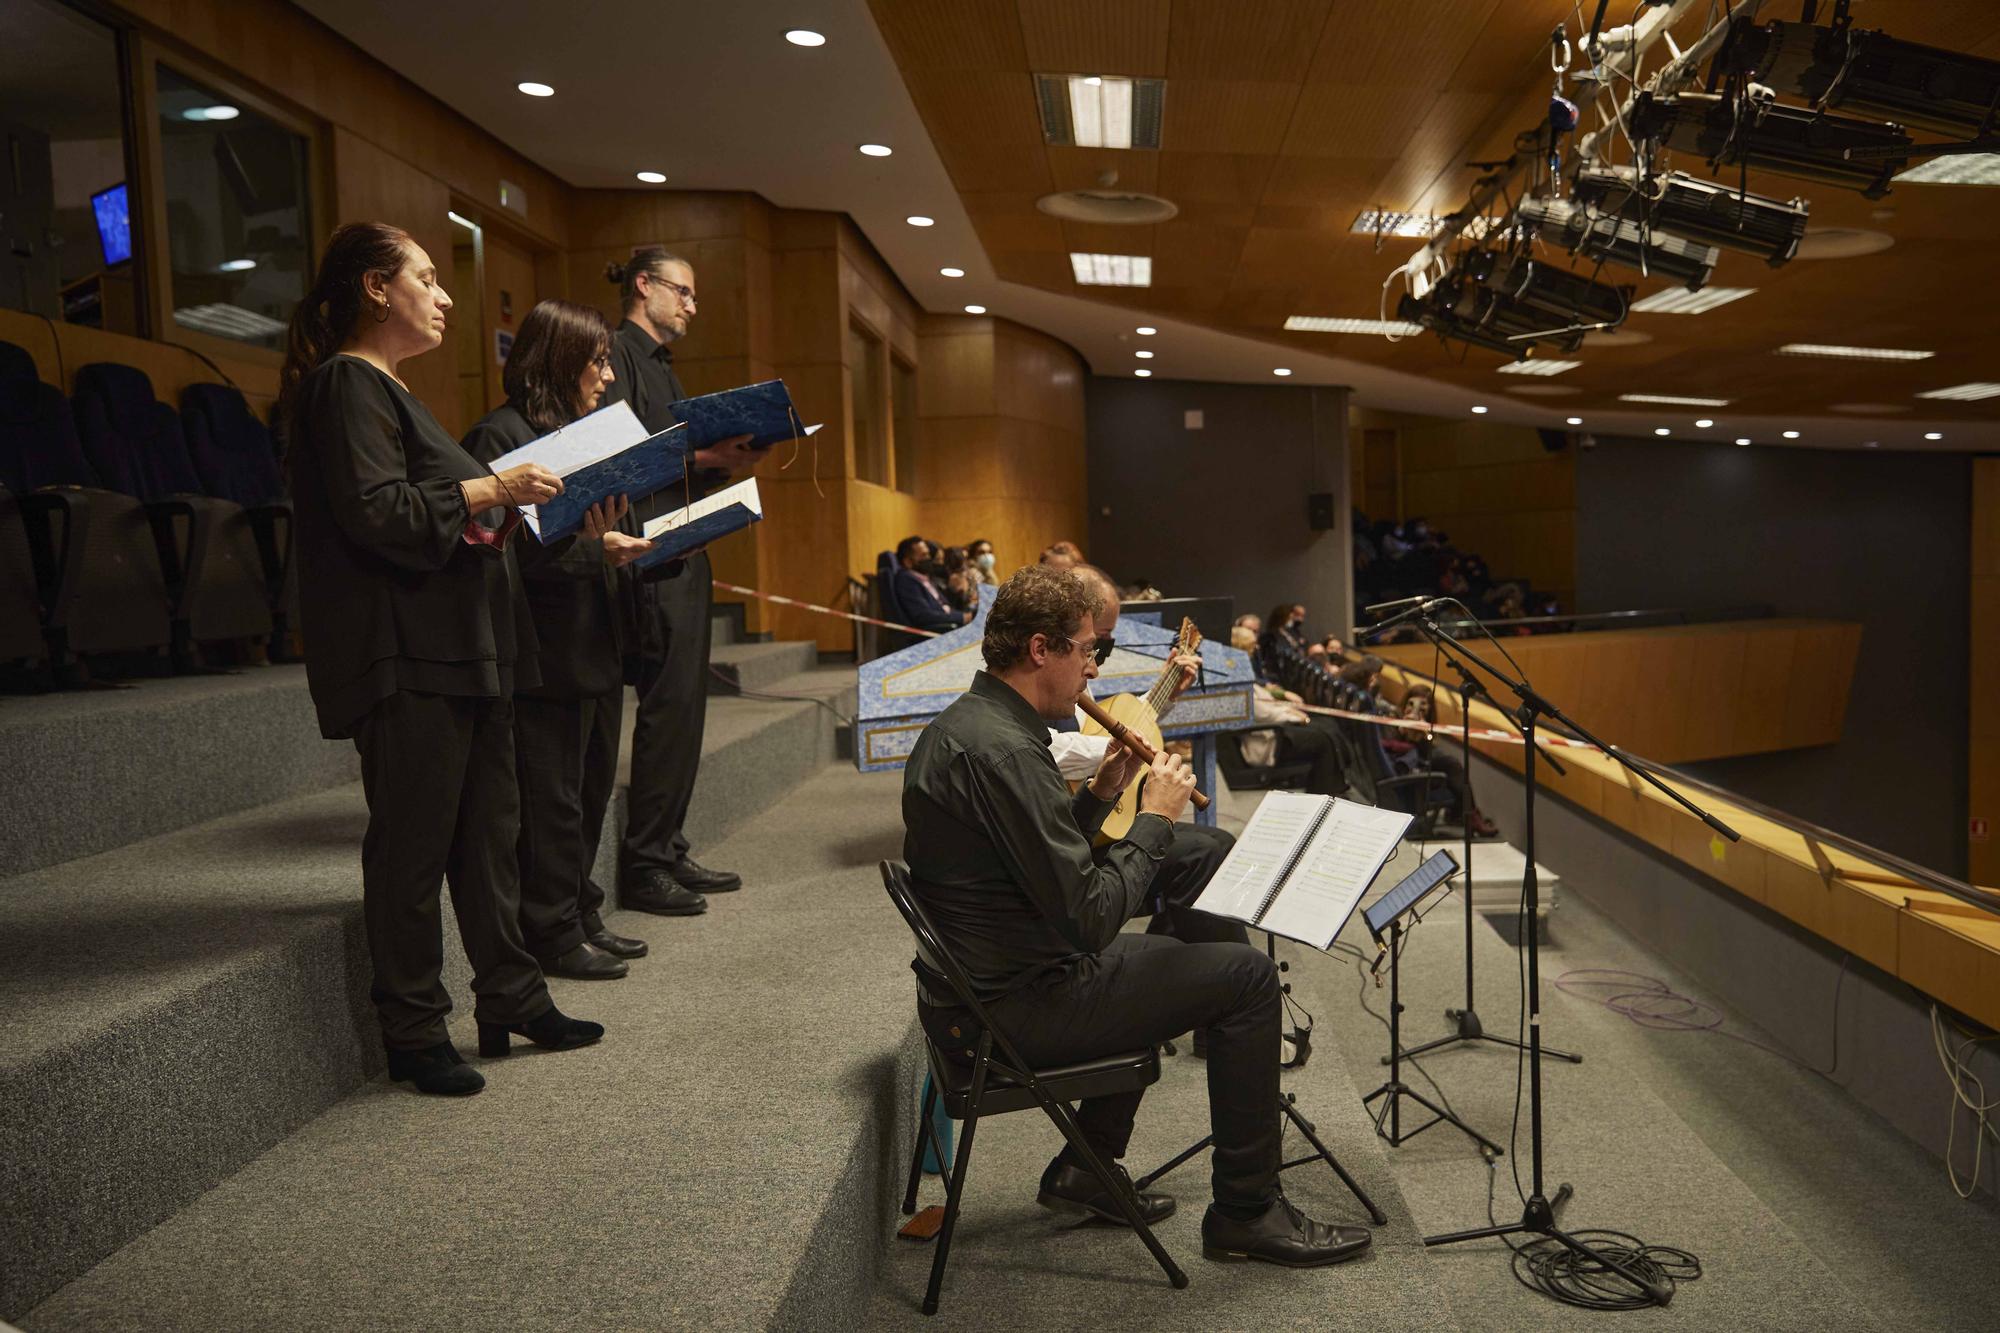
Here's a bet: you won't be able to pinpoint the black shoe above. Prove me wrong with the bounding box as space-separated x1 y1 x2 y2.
478 1004 605 1057
386 1040 485 1096
585 926 648 959
668 857 741 893
540 940 628 980
624 871 707 916
1037 1156 1176 1227
1201 1194 1371 1267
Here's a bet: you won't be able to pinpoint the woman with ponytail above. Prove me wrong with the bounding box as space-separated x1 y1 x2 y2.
282 223 602 1097
462 300 655 982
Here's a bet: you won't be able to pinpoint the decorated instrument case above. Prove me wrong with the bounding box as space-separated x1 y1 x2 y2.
855 586 1256 826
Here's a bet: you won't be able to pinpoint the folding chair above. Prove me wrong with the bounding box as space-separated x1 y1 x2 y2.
880 861 1189 1316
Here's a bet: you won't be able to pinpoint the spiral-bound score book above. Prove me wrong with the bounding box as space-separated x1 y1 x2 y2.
1191 793 1412 951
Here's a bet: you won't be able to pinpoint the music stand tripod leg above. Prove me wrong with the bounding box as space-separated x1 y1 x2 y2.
1361 920 1505 1157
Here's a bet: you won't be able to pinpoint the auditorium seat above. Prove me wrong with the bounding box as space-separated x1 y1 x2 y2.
0 341 172 669
0 485 49 669
181 383 295 650
72 362 272 653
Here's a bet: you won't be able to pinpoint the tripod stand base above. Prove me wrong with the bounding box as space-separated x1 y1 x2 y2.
1136 1095 1387 1226
1362 1080 1504 1154
1425 1185 1673 1308
1389 1008 1583 1064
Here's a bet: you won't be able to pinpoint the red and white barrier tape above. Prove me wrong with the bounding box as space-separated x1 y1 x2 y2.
711 580 942 638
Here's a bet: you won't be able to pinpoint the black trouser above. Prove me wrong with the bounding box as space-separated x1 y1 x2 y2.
623 551 712 881
929 935 1282 1211
352 691 549 1051
1275 722 1346 797
1138 823 1249 947
512 688 621 957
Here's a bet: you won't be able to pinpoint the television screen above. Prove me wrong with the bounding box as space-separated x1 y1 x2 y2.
91 183 131 267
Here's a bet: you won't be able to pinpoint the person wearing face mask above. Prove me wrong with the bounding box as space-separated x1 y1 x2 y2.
462 300 660 981
281 223 602 1097
965 538 1000 589
600 247 761 918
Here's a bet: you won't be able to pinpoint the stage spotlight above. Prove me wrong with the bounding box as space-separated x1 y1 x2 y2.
1395 285 1528 359
1630 89 1912 199
1399 250 1631 357
1570 167 1810 267
1516 195 1718 291
1722 20 2000 141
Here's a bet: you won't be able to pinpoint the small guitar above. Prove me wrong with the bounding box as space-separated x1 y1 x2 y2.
1073 617 1203 843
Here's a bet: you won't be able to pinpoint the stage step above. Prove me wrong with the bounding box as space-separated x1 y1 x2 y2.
0 668 847 1322
708 638 819 695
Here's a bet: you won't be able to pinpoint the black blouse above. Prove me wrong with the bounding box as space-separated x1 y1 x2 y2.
287 355 538 739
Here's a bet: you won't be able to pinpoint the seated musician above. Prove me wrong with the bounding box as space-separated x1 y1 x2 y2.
901 565 1371 1268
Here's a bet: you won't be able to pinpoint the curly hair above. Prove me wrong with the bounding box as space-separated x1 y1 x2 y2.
982 565 1101 673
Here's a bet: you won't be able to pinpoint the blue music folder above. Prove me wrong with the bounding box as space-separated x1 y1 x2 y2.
672 379 823 451
487 400 690 543
632 478 764 569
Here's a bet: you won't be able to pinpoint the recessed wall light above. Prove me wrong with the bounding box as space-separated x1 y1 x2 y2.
1566 417 1584 425
1619 393 1732 407
1735 437 1752 446
1776 343 1934 361
858 143 892 157
906 215 935 227
1070 252 1152 287
1285 315 1424 335
785 29 826 47
635 171 667 184
1134 368 1152 378
1136 326 1156 336
1782 430 1801 439
1694 418 1714 428
1134 350 1154 359
516 82 554 97
217 259 256 273
1654 427 1672 436
1629 286 1756 315
939 267 965 278
1916 382 2000 402
1471 405 1488 414
1273 368 1292 377
964 304 986 315
1925 431 1945 440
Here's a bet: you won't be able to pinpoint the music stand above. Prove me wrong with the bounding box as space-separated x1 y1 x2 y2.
1360 851 1505 1153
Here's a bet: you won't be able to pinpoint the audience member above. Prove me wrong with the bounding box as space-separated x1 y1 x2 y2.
1039 541 1082 571
940 545 979 614
965 538 1000 590
1387 685 1499 837
894 536 973 632
1228 626 1346 798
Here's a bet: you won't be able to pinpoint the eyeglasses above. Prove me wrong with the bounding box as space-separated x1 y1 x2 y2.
643 271 697 307
590 354 613 372
1060 634 1115 665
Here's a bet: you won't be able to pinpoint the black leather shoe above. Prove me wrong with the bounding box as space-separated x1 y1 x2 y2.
1201 1195 1371 1267
386 1040 484 1096
1037 1157 1176 1226
585 926 648 959
668 858 742 893
624 871 707 916
540 940 628 980
478 1003 604 1057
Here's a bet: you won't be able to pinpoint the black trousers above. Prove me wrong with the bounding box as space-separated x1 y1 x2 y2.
944 935 1283 1211
352 691 549 1050
1275 723 1346 797
1139 823 1249 947
623 552 712 881
512 689 621 957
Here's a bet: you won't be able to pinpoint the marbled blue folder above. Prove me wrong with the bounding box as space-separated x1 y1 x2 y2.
671 380 821 450
633 479 764 568
530 426 689 542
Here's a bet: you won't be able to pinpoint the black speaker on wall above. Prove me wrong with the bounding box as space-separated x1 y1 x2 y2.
1537 428 1570 453
1307 492 1337 530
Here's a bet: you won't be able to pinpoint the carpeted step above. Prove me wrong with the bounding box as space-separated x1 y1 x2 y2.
708 639 820 695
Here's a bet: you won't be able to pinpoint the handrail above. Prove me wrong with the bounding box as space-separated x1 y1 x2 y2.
1353 605 1775 640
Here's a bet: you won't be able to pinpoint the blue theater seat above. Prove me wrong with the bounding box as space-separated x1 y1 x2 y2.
0 340 171 669
181 382 294 649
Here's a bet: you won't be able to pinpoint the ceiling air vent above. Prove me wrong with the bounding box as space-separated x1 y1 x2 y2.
1036 190 1179 225
1035 74 1165 150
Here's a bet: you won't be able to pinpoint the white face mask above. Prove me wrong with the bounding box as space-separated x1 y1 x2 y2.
976 552 995 570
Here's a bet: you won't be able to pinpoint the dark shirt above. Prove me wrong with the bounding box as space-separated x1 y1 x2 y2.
901 671 1174 1002
603 317 725 515
286 355 537 739
892 564 963 633
461 401 624 699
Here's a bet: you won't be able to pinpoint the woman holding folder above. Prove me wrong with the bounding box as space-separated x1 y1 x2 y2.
463 299 667 979
282 224 604 1097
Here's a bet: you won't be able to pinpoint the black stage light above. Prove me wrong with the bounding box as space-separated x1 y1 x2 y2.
1395 285 1528 360
1515 194 1719 291
1570 166 1809 267
1631 88 1912 198
1468 250 1631 341
1722 20 2000 141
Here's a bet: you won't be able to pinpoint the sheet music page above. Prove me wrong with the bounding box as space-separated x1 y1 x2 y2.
1190 792 1329 925
489 400 649 478
641 478 763 535
1255 799 1413 949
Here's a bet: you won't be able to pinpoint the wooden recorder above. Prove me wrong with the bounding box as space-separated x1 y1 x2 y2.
1073 692 1211 811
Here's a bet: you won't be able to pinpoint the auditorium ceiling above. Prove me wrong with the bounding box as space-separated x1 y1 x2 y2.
297 0 2000 450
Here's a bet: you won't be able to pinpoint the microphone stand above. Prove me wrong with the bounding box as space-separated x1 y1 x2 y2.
1409 609 1738 1307
1395 659 1582 1067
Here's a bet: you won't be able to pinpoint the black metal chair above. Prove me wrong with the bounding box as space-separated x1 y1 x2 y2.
1215 725 1314 793
880 861 1189 1316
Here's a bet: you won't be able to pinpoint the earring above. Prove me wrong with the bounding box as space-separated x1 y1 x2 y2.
373 300 391 324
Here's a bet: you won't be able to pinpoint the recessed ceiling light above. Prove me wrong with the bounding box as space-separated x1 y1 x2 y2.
217 258 256 273
1925 431 1945 440
939 267 965 278
184 105 240 121
1916 382 2000 402
858 143 892 157
1654 427 1672 436
1782 430 1801 439
906 215 934 227
1619 393 1732 407
1083 75 1102 87
1895 153 2000 186
635 171 667 184
964 304 986 315
1497 359 1582 377
516 81 554 97
1134 350 1154 359
1070 252 1152 287
1629 286 1756 315
785 29 826 47
1285 315 1423 335
1695 418 1714 428
1134 368 1152 378
1864 440 1880 448
1735 437 1752 446
1776 343 1934 361
1035 74 1165 150
1831 401 1911 413
1136 326 1156 336
1471 405 1488 414
1566 417 1584 425
1273 368 1293 377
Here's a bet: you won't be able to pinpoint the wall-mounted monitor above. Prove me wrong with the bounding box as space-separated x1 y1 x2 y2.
91 183 132 267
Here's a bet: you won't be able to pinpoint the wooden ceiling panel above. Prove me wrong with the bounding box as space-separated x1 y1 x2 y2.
1157 150 1275 205
1017 0 1170 76
868 0 1029 71
1165 0 1331 84
1045 145 1160 194
1374 91 1517 215
1152 221 1248 279
1304 0 1501 89
1161 79 1301 155
1282 81 1457 161
1441 1 1584 94
1172 194 1260 230
960 192 1066 249
1259 154 1398 208
985 248 1079 288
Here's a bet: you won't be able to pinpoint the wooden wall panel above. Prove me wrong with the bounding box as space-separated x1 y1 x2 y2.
1972 459 2000 884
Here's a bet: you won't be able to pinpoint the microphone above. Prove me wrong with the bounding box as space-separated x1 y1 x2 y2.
1363 594 1438 618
